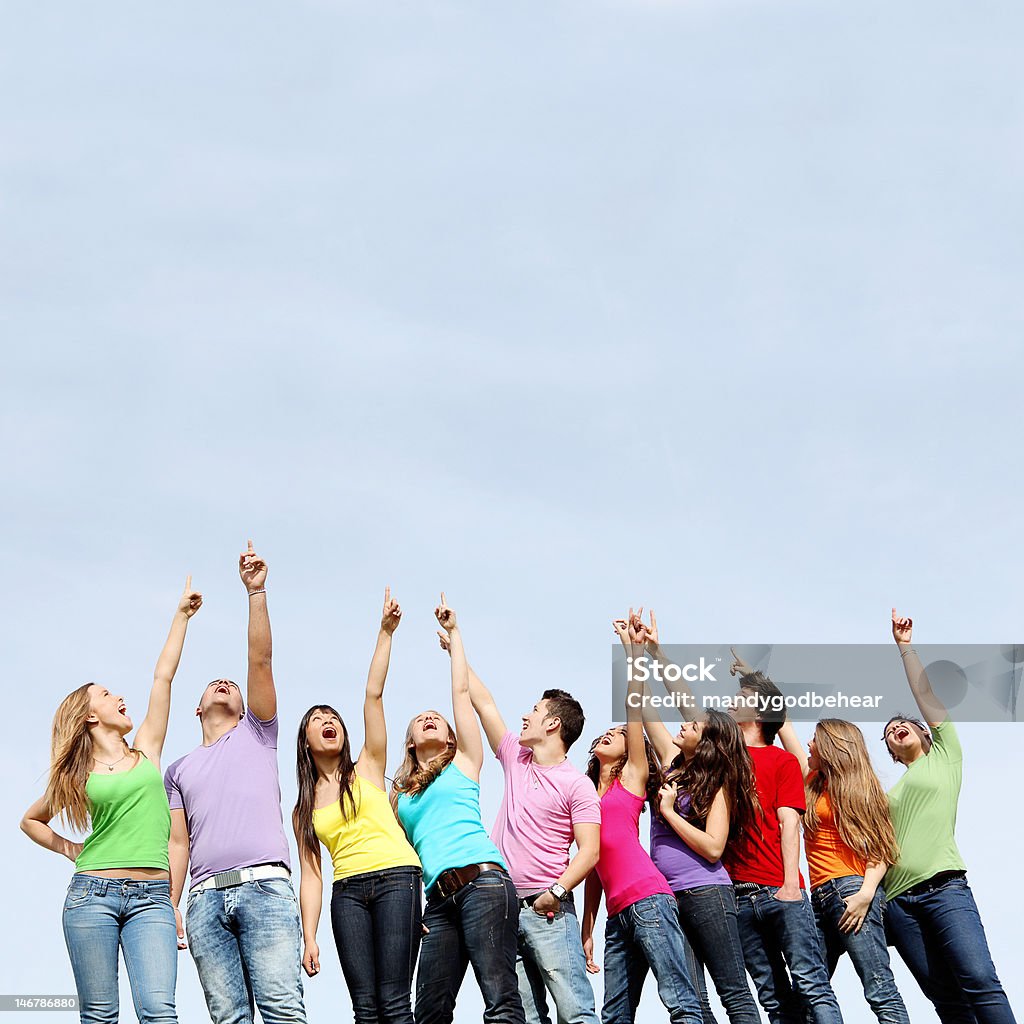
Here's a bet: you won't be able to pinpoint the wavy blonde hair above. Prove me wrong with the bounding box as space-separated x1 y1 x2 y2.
390 711 458 811
805 719 898 866
45 684 97 831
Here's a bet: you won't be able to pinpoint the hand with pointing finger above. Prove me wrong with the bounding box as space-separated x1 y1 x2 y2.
178 576 203 619
434 592 457 635
239 540 268 594
729 647 755 678
381 587 402 635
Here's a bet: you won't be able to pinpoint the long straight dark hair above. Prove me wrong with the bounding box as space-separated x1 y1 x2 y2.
665 710 760 841
293 704 357 866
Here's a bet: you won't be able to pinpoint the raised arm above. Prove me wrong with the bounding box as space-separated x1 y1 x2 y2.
240 541 275 721
635 609 701 723
456 631 508 755
168 809 190 950
359 588 401 783
777 721 809 779
436 595 484 777
19 794 83 862
614 614 650 795
892 608 947 726
135 577 203 764
293 815 324 979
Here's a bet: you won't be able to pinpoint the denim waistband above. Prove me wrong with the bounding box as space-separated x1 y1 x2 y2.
333 865 422 888
895 870 966 900
69 876 170 896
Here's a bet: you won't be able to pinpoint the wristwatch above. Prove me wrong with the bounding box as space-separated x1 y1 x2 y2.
548 883 569 901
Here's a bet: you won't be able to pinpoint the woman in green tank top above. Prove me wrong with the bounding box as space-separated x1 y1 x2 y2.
20 577 203 1024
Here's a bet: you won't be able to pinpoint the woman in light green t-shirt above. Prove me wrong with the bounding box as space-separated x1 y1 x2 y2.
882 610 1015 1024
20 578 203 1024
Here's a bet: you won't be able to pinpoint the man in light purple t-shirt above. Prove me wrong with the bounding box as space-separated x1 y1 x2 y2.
164 543 306 1024
466 661 601 1024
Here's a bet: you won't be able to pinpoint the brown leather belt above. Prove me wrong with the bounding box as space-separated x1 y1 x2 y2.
433 862 505 900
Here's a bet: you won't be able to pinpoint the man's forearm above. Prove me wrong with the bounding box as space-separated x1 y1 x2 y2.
780 820 802 890
248 592 272 666
169 843 190 907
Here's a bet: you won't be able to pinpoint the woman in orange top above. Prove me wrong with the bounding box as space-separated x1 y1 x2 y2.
782 719 910 1024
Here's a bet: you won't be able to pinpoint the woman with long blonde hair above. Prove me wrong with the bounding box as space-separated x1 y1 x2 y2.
20 577 202 1024
781 717 910 1024
392 595 523 1024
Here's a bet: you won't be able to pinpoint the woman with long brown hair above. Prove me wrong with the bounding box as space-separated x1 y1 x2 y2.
20 577 203 1024
643 710 762 1024
781 718 910 1024
292 588 421 1024
392 595 523 1024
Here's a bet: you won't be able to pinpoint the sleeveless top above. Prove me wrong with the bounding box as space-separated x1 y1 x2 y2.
76 753 171 872
396 762 505 893
649 788 732 892
596 778 672 916
313 774 420 881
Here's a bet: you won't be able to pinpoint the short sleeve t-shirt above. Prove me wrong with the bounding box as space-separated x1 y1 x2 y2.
723 743 806 888
491 731 602 896
164 708 291 887
884 718 966 901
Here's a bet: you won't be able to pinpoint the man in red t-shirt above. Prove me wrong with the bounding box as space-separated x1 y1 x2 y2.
725 668 845 1024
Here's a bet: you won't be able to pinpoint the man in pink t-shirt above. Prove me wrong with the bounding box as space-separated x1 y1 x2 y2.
467 663 601 1024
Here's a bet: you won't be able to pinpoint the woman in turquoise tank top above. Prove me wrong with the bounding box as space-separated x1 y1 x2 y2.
292 588 423 1024
391 596 524 1024
20 577 203 1024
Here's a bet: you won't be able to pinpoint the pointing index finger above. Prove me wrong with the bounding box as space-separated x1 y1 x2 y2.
248 539 255 554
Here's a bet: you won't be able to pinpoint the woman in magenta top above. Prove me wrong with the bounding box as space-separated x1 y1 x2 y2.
579 619 702 1024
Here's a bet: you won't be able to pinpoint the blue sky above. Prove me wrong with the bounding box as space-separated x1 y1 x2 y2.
2 0 1021 1020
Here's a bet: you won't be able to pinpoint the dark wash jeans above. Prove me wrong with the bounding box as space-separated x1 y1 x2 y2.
330 866 422 1024
810 875 909 1024
885 873 1016 1024
673 885 760 1024
414 868 525 1024
733 884 843 1024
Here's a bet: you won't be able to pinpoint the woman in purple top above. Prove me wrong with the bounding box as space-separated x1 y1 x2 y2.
644 709 761 1024
580 618 702 1024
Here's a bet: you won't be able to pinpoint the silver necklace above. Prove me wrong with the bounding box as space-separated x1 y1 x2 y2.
94 749 131 772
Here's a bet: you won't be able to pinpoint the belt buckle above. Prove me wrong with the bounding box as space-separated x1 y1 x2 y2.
436 872 457 900
212 869 243 889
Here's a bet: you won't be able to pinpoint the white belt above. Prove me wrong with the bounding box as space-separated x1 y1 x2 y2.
190 864 291 894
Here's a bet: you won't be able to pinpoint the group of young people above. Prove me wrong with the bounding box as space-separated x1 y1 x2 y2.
21 542 1018 1024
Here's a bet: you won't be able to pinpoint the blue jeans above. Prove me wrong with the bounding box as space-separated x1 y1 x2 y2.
62 876 178 1024
811 875 909 1024
674 885 760 1024
885 873 1016 1024
415 868 525 1024
330 867 422 1024
733 884 843 1024
517 894 599 1024
602 893 703 1024
186 876 306 1024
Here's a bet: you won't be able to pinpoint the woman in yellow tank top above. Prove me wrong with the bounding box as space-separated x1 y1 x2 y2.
20 577 203 1024
292 588 422 1024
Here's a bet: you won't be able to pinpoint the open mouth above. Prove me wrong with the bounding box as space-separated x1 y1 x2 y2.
894 728 909 742
322 726 338 740
423 721 437 732
118 705 127 716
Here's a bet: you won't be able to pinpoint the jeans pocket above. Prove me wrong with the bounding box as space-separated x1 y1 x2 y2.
630 896 664 928
254 879 297 902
